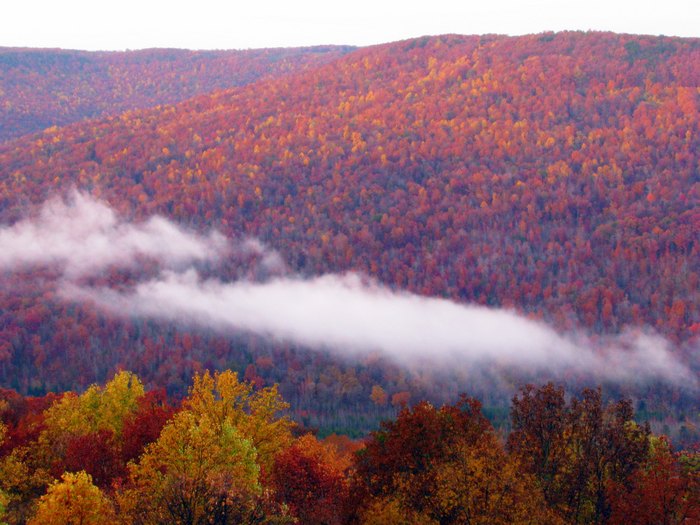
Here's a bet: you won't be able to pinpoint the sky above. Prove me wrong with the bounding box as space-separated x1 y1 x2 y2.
2 0 699 51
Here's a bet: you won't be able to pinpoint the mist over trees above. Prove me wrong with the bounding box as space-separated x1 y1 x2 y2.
0 33 700 458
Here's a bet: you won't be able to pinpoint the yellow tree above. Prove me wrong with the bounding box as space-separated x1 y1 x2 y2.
119 411 262 524
0 446 54 524
0 490 6 525
42 370 145 439
36 371 145 487
432 438 562 525
184 370 292 471
118 370 293 524
27 471 115 525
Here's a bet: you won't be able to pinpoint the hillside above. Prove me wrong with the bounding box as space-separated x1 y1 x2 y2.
0 32 698 436
0 45 354 142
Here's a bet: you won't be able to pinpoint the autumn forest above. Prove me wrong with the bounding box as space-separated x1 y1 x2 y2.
0 31 698 523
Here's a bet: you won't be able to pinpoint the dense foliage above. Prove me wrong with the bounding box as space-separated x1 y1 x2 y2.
0 45 354 142
0 373 697 524
0 32 698 437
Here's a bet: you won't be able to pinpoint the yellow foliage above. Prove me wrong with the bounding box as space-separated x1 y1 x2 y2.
0 488 7 525
27 471 115 525
185 370 292 470
36 371 145 470
361 496 436 525
117 369 295 525
0 448 54 524
433 439 561 524
43 371 144 439
121 410 260 525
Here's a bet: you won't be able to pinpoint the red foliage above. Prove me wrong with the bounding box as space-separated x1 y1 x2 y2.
63 429 126 489
608 438 700 525
0 46 354 142
353 395 491 515
271 442 350 524
0 32 698 437
120 388 176 463
0 389 60 455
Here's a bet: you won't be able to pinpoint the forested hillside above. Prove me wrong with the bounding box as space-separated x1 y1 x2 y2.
0 45 354 142
0 32 698 438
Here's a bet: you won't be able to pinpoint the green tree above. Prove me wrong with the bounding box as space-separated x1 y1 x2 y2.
184 370 292 471
120 411 261 524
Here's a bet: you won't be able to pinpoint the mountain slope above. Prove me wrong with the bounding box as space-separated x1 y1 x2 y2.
2 32 697 338
0 45 354 142
0 32 698 437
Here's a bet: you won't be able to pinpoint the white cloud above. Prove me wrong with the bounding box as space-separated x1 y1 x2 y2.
0 191 227 277
1 192 696 388
62 269 698 388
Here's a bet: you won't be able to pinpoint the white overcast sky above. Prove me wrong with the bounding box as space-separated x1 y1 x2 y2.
2 0 699 51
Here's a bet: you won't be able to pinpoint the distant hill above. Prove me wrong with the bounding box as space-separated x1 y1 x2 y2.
0 32 698 436
0 45 355 142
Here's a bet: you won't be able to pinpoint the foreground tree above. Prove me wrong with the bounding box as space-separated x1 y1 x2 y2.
271 433 352 524
118 370 293 524
27 471 115 525
508 383 651 524
38 371 145 487
352 396 557 523
119 411 264 524
607 437 700 524
0 371 691 524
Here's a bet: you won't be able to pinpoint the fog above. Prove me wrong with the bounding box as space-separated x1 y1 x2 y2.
0 190 227 277
2 192 696 388
62 270 697 387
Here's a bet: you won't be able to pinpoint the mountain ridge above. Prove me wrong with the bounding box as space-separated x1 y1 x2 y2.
0 44 356 142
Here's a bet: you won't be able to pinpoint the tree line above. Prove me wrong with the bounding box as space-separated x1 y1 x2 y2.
0 371 697 524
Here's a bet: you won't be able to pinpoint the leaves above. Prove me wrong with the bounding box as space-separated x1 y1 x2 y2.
0 47 353 142
121 411 261 524
607 437 700 524
0 32 698 441
0 372 694 524
270 434 351 524
185 370 292 471
508 383 651 523
27 471 115 525
42 371 144 440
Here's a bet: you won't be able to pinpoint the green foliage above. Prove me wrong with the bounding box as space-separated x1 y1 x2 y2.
185 370 293 470
0 489 7 525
